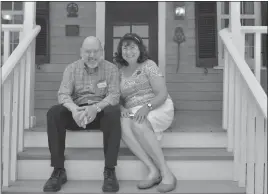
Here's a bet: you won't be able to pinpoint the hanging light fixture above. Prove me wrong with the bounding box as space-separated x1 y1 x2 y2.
174 2 185 20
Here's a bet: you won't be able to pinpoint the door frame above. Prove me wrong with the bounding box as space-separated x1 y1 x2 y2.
96 2 166 77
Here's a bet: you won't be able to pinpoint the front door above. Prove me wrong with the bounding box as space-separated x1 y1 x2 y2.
105 2 158 64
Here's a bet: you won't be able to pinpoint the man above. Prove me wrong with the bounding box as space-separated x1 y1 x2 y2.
43 36 121 192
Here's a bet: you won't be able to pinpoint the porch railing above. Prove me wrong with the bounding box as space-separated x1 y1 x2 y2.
240 26 267 82
1 24 41 189
220 27 267 194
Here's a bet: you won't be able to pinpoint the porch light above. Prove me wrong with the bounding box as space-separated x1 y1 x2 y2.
1 14 13 24
174 2 185 20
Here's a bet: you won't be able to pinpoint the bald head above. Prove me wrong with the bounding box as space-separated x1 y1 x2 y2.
82 36 102 50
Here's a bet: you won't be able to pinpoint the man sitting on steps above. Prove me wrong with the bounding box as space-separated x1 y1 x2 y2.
43 36 121 192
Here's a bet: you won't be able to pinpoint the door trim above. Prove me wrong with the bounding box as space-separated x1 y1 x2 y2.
96 2 166 77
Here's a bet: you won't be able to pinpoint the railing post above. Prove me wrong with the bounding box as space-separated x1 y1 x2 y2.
23 2 36 129
229 2 245 58
0 1 2 192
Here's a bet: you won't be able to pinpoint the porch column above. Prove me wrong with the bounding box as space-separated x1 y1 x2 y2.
229 2 244 57
23 2 36 128
0 1 2 192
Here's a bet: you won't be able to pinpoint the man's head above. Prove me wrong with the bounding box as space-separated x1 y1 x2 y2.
80 36 103 68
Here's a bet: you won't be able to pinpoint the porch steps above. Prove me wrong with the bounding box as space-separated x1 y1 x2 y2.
3 180 246 194
17 148 233 180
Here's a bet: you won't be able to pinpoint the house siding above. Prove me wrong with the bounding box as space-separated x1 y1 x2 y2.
165 2 223 110
49 2 96 64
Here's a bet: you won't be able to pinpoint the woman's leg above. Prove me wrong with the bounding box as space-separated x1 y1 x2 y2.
131 120 174 184
120 117 159 180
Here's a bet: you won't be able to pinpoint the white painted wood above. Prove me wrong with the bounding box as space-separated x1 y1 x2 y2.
18 160 233 180
239 85 247 187
264 120 267 194
254 33 261 82
3 78 13 187
158 2 166 79
18 43 26 152
227 60 235 151
233 71 241 181
0 2 2 192
2 24 23 31
219 29 267 118
24 131 227 148
23 2 36 129
255 109 265 194
1 26 41 83
96 2 105 54
4 31 10 63
246 97 256 194
241 26 268 34
10 65 20 181
222 47 229 129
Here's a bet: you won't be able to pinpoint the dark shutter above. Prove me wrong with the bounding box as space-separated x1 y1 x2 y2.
261 2 267 67
195 2 218 68
35 2 50 64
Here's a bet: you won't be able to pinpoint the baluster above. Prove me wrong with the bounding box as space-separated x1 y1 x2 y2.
18 33 26 152
4 31 10 62
10 63 20 181
3 76 14 187
246 95 256 194
222 47 229 129
239 85 248 187
254 33 261 82
255 109 265 194
234 70 242 181
227 58 235 151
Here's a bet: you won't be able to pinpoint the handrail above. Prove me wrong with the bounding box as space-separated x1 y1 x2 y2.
241 26 268 34
2 24 23 31
1 25 41 83
219 28 267 118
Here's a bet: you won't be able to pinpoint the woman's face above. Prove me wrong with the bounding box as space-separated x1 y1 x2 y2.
121 41 140 64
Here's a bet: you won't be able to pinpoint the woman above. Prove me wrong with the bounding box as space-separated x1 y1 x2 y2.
114 33 176 193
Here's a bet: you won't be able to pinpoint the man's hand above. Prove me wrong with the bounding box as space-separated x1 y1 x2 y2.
83 105 98 126
71 106 87 127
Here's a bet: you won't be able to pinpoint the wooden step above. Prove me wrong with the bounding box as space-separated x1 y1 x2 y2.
17 148 234 180
24 129 227 148
33 110 225 131
3 180 245 194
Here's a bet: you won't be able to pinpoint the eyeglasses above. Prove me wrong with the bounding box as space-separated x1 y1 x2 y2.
82 49 101 55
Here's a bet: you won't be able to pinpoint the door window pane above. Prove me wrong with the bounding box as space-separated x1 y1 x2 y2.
2 2 12 10
132 25 149 38
113 38 120 56
241 2 254 15
113 26 130 37
14 2 23 10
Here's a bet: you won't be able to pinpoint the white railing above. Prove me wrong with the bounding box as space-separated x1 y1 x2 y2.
1 25 41 188
241 26 267 82
220 28 267 194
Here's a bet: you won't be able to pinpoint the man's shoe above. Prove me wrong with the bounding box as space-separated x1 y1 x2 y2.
102 168 119 192
43 168 67 192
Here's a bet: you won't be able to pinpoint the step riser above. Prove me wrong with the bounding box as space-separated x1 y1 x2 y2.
24 132 227 148
18 160 233 180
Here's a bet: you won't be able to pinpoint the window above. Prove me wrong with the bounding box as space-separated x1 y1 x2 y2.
1 1 24 62
217 2 262 67
112 24 149 55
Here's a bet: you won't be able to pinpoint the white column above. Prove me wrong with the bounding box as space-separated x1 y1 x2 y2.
23 2 36 128
96 2 105 55
158 2 166 80
229 2 244 58
0 1 2 192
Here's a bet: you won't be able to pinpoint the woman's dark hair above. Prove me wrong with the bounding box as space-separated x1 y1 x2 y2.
113 33 150 67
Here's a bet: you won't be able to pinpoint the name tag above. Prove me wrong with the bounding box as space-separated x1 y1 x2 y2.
97 81 107 88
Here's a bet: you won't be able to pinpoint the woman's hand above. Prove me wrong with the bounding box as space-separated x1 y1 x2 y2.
121 107 133 118
134 105 150 123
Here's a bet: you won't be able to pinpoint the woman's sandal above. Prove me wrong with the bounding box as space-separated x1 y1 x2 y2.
137 176 162 189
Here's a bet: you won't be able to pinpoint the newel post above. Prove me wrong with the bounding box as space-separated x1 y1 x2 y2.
229 2 244 58
23 2 37 128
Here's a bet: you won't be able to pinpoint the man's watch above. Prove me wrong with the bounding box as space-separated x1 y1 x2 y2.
147 103 153 110
94 104 101 113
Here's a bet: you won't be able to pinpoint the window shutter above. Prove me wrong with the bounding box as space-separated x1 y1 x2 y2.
35 2 50 64
195 2 218 68
261 2 267 67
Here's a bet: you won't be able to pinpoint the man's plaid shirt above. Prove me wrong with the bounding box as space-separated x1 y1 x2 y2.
58 59 120 107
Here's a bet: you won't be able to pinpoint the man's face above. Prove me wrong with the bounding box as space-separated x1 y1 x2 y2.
80 42 102 68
